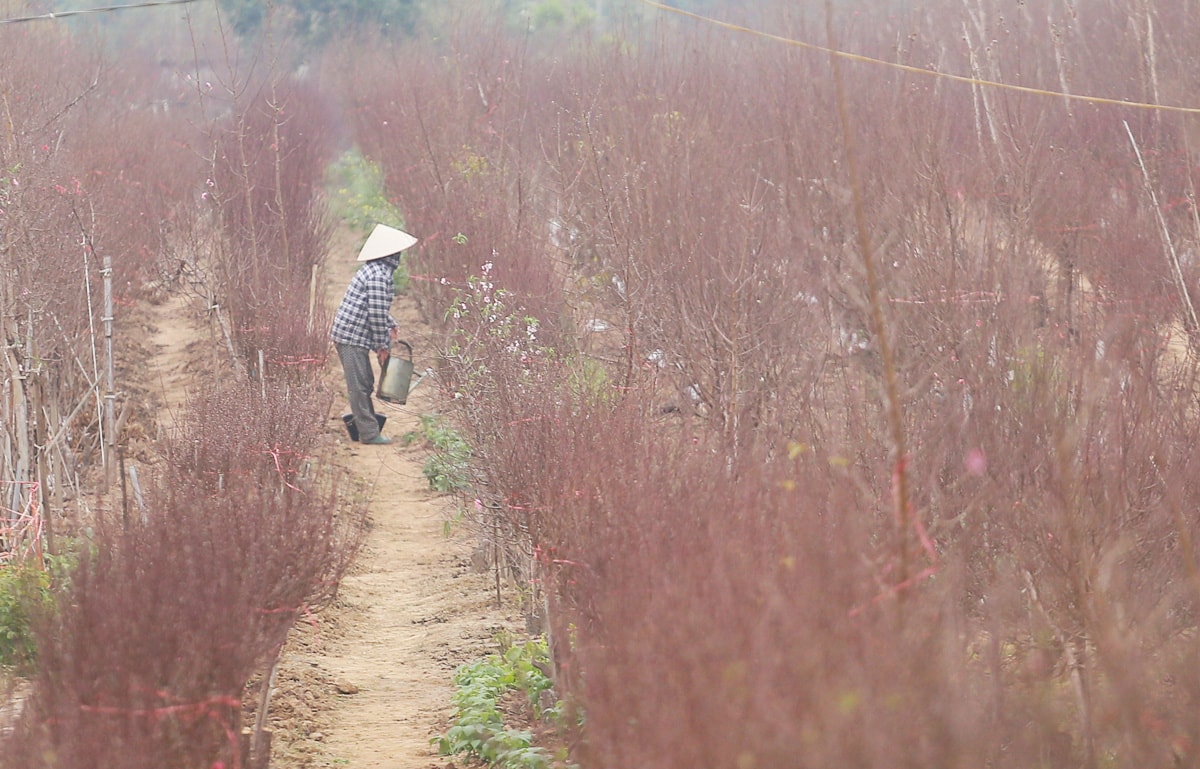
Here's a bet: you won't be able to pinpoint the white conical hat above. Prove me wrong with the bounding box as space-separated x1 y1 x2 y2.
357 224 418 261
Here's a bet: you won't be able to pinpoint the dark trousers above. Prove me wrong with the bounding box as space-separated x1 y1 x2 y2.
335 342 382 442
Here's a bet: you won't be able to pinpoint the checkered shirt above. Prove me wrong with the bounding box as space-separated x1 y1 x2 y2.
330 254 400 349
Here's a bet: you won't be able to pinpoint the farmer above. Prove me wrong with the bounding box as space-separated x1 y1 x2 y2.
331 223 418 445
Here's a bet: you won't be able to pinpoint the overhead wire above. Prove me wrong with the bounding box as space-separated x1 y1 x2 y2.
635 0 1200 115
0 0 197 25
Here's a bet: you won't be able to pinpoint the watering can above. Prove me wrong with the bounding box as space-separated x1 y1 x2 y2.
378 339 415 404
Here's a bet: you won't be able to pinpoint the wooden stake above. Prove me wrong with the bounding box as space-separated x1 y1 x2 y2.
307 263 318 335
1125 120 1200 337
77 207 109 489
119 446 129 531
32 374 54 557
251 646 281 768
103 245 116 491
494 512 502 610
212 301 246 379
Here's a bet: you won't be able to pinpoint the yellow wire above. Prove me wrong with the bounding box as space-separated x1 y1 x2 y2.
635 0 1200 115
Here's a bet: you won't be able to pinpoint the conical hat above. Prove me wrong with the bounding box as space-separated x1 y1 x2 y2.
357 224 418 261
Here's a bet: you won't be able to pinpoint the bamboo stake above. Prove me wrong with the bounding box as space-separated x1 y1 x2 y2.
963 23 985 154
251 645 281 768
1124 120 1200 336
3 336 31 550
270 69 289 270
80 226 108 488
1143 2 1160 131
1051 21 1073 113
0 213 10 506
103 245 116 490
1 299 14 520
307 263 318 335
33 374 53 557
119 447 129 530
14 307 32 533
961 0 999 151
211 300 246 378
127 464 146 524
1 373 10 515
493 508 502 610
46 396 65 511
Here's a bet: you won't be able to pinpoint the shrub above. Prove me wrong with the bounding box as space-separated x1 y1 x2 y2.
0 561 53 672
326 148 404 235
330 2 1200 766
405 413 474 493
206 75 335 377
435 635 573 769
1 381 366 769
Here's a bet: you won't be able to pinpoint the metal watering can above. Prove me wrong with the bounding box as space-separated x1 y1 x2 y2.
378 339 414 404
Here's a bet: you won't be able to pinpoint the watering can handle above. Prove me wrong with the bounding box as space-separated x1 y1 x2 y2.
379 340 416 404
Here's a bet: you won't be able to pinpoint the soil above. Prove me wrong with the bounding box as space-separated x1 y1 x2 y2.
138 226 521 769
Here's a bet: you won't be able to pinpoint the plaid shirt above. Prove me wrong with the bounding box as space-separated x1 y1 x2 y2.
330 254 400 349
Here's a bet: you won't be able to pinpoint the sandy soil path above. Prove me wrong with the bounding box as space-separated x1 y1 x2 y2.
296 391 508 768
139 229 516 769
279 230 516 769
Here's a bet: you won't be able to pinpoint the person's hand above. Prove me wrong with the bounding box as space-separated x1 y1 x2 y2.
388 326 400 342
377 347 390 366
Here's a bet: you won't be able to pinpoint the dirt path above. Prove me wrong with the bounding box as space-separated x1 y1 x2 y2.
141 230 516 769
304 237 516 768
147 292 205 422
295 391 508 768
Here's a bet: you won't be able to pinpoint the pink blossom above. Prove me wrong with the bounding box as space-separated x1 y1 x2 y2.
964 448 987 476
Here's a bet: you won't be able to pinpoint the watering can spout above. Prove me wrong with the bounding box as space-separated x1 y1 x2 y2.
378 340 415 404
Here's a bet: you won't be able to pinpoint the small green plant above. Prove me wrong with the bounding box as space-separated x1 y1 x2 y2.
326 148 403 233
434 636 575 769
564 355 611 405
404 413 473 493
515 0 596 32
0 557 62 672
442 504 467 537
326 148 411 292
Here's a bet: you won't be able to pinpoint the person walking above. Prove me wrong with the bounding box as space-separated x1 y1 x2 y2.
331 223 418 445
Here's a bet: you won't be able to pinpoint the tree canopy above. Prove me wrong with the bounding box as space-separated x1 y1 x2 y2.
219 0 420 44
